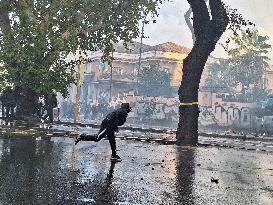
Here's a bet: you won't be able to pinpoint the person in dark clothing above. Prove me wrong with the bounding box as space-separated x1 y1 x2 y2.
37 100 44 118
42 94 57 123
0 87 16 118
75 103 132 162
0 94 5 118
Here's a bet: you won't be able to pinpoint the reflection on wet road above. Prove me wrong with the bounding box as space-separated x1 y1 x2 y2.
0 136 272 204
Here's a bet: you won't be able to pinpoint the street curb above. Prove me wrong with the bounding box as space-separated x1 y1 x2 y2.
56 121 273 143
0 128 272 152
55 121 166 133
1 121 272 148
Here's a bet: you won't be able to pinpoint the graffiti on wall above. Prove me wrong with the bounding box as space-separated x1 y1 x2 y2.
199 104 251 128
135 96 252 128
135 97 178 121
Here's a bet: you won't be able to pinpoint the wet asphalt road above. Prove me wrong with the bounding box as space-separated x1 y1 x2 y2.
0 136 273 205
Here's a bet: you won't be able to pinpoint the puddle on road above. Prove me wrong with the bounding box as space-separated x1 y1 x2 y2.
0 136 272 204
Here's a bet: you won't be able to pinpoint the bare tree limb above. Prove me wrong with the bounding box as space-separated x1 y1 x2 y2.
209 0 229 38
187 0 210 41
184 0 209 44
184 8 196 43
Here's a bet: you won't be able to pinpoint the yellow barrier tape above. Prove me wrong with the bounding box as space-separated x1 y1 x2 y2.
179 102 198 106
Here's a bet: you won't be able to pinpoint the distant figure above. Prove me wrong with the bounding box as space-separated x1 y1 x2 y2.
37 98 44 118
42 94 57 123
75 103 132 162
0 87 16 118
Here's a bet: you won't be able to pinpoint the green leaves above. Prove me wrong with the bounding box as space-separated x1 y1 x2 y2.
0 65 13 93
0 0 164 97
205 29 271 101
138 61 172 97
205 59 231 91
228 29 271 89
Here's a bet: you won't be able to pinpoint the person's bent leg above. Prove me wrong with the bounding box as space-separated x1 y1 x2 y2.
97 119 109 141
108 133 117 156
75 120 109 145
108 133 122 161
75 133 98 145
48 108 53 123
5 105 11 118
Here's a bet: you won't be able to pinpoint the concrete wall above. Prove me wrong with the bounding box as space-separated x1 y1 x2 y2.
134 92 255 129
198 92 253 128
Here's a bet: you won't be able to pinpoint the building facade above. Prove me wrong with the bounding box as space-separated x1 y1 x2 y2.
66 41 215 105
60 42 273 130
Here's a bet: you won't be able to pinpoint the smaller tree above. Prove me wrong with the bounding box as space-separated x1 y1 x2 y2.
205 59 230 92
228 29 271 95
0 0 164 117
204 29 272 101
138 61 172 97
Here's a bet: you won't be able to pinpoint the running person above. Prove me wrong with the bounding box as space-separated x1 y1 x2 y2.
75 103 132 161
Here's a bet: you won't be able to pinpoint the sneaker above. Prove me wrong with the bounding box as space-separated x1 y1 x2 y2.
110 155 122 162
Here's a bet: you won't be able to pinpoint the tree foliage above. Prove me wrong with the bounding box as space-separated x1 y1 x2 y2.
0 0 164 97
228 29 271 90
205 59 230 91
0 65 13 93
138 61 172 97
205 29 272 100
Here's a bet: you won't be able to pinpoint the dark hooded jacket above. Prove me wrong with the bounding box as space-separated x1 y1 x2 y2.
1 88 16 107
104 103 131 129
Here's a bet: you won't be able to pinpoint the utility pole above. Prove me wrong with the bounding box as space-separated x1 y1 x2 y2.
136 20 145 95
134 20 145 124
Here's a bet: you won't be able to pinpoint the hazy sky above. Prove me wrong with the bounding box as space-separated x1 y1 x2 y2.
137 0 273 64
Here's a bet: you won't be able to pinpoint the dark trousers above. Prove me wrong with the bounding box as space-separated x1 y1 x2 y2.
43 107 53 123
97 119 117 156
5 105 15 118
79 119 118 156
1 104 5 117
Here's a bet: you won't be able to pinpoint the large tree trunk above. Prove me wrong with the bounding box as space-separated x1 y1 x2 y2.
177 0 229 145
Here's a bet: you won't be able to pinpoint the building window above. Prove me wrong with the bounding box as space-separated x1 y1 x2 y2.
243 115 247 122
163 68 169 73
113 67 123 75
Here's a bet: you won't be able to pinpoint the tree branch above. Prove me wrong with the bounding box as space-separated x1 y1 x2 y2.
209 0 229 38
184 8 196 43
187 0 210 40
0 0 22 33
184 0 209 44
